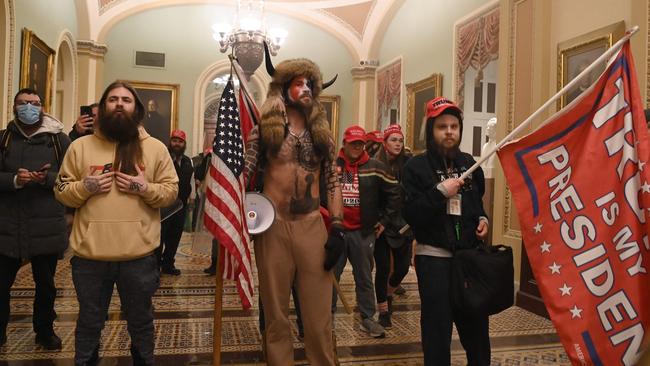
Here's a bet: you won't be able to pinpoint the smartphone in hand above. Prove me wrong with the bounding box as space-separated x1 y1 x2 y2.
80 105 93 116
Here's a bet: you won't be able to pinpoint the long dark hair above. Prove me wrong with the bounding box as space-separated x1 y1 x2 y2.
98 81 146 175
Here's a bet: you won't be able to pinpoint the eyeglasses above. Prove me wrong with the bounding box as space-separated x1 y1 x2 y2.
16 100 42 107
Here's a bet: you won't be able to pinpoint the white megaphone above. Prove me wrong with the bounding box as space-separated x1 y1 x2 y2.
244 192 276 234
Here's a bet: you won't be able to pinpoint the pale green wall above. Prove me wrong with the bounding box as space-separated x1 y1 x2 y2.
12 0 78 97
379 0 493 103
103 4 354 151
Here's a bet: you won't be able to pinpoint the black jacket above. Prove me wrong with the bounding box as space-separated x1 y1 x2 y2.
402 150 487 251
375 148 413 247
336 156 401 236
172 154 194 204
0 118 71 259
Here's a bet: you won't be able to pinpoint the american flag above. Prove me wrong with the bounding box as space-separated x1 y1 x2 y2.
204 79 254 310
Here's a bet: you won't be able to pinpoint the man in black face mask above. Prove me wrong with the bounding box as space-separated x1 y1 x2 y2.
0 88 70 350
157 129 194 275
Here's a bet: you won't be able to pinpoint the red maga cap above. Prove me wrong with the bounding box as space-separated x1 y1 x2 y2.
365 130 383 143
343 125 367 143
383 124 404 140
425 97 462 119
171 129 186 141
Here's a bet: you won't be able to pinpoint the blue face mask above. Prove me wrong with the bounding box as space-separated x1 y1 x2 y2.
16 104 41 125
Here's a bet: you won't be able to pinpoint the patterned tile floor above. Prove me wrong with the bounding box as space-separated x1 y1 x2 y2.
0 233 570 365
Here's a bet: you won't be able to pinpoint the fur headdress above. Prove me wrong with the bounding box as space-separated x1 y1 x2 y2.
259 51 337 157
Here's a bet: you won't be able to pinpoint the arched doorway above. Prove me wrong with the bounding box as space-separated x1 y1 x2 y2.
53 31 77 130
192 60 269 156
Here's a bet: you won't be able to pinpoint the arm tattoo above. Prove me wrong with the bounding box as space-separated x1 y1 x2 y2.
244 126 260 187
324 138 339 199
324 160 339 199
83 177 100 193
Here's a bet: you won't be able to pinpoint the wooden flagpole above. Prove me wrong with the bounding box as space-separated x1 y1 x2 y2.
213 252 223 366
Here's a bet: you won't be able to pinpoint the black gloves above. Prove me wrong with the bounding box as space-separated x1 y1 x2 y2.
324 225 345 271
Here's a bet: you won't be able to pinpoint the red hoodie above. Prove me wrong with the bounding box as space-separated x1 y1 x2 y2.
337 149 370 230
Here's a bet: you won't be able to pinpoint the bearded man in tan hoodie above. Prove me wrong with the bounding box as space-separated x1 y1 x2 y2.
55 81 178 366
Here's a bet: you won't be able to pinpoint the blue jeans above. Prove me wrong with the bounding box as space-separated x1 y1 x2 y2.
415 255 490 366
71 254 159 366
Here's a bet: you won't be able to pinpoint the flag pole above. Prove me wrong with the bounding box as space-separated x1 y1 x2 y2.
213 254 224 366
458 25 639 181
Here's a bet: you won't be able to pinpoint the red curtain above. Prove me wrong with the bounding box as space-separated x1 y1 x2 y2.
455 8 500 109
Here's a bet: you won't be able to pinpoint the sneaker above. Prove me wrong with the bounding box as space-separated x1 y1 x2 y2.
203 265 216 275
378 312 392 330
35 333 62 350
394 285 406 295
161 266 181 276
360 318 385 338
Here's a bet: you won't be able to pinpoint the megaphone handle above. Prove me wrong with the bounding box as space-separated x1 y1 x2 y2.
330 271 352 314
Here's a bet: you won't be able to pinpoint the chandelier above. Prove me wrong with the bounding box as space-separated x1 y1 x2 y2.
212 0 287 80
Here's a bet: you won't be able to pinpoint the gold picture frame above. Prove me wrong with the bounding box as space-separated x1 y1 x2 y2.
557 21 625 108
406 74 443 154
121 80 179 143
321 94 341 147
20 28 55 112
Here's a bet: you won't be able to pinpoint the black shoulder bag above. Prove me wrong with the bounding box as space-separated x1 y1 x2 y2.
451 241 514 316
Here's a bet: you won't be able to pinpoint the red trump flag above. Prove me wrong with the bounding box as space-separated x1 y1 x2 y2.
498 42 649 365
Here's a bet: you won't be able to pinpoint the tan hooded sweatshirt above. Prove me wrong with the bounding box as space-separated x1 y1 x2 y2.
54 127 178 260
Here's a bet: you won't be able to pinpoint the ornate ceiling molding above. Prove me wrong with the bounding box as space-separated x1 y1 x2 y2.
76 39 108 58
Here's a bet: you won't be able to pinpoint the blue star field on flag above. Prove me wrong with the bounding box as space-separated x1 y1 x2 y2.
213 80 244 176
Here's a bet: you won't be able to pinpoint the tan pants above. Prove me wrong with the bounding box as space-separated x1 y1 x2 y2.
255 214 336 366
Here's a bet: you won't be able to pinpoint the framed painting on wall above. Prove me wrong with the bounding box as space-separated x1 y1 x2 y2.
375 57 402 132
122 80 179 143
557 21 625 108
321 95 341 146
20 28 55 112
406 74 443 154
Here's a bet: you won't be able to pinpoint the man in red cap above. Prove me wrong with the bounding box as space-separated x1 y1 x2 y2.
364 130 383 157
331 125 401 338
401 97 490 365
157 129 194 275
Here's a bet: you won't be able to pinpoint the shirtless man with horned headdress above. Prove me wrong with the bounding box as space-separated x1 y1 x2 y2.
243 49 343 365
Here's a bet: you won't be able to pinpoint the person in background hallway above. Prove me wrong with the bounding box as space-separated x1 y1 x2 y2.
55 81 178 366
157 129 194 275
364 130 383 157
331 125 400 339
402 97 490 366
0 88 71 350
70 103 98 141
193 149 220 275
372 124 412 330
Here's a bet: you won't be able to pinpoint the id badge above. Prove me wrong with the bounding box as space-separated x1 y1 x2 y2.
447 194 462 216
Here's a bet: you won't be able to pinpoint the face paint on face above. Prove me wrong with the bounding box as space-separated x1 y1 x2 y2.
288 76 312 104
